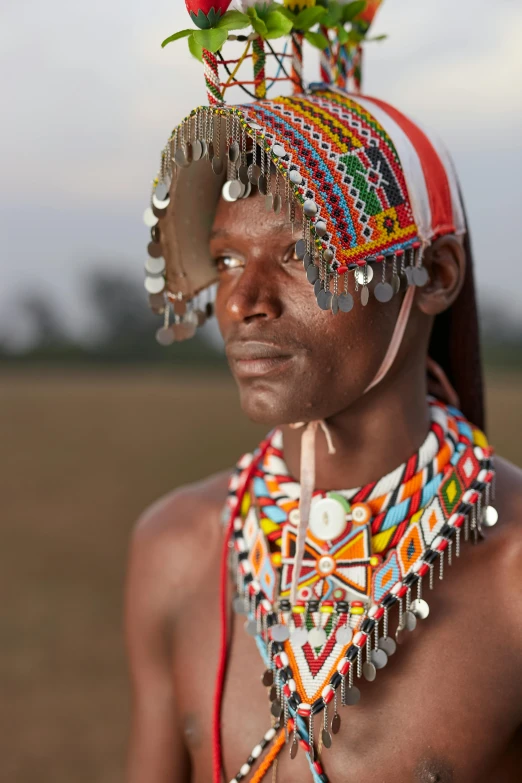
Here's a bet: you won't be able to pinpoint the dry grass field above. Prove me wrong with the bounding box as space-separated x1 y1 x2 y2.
1 368 520 783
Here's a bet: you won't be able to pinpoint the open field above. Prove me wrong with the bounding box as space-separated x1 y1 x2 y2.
1 368 520 783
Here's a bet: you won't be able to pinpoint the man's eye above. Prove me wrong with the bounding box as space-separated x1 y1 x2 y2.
214 255 243 272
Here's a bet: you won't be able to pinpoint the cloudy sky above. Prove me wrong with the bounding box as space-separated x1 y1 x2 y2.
1 0 521 344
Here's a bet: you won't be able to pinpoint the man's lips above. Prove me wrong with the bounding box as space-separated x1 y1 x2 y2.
226 341 294 378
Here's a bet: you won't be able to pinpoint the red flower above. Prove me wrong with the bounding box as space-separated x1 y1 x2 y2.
185 0 232 29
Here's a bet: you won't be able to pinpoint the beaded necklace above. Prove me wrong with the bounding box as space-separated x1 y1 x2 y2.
219 400 497 783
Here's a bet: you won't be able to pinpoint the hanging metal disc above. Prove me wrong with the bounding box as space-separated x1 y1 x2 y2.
361 286 370 306
317 289 332 311
378 636 396 656
362 661 377 681
335 626 352 646
314 279 322 296
144 275 165 294
374 282 394 303
212 156 224 175
392 273 401 294
404 610 417 631
232 595 246 614
200 139 208 158
262 669 274 687
331 713 341 734
239 165 250 185
257 174 267 195
249 164 261 185
240 181 252 199
273 194 282 214
308 627 327 647
354 265 373 284
155 181 170 201
295 239 306 259
371 648 388 669
413 266 429 287
155 326 174 346
290 627 308 647
152 193 170 212
147 241 162 259
345 686 360 706
229 179 243 200
143 207 158 228
270 624 290 643
331 294 339 315
145 257 165 276
222 181 237 202
265 193 273 212
245 619 257 636
306 264 319 284
228 141 240 163
483 505 498 527
404 266 415 286
321 729 332 749
338 292 354 312
410 598 430 620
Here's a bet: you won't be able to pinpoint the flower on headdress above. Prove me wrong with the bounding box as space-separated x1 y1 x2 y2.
185 0 233 29
239 0 269 9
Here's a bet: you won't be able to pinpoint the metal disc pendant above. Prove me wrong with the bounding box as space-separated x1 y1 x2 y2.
147 241 162 259
290 627 308 647
303 199 318 218
271 700 282 718
308 627 327 647
240 182 252 199
245 618 258 636
212 156 223 175
331 713 341 735
374 282 394 303
152 193 170 212
272 143 285 158
258 174 267 195
229 179 243 200
338 292 354 313
151 224 160 243
413 266 429 287
378 636 396 656
290 738 298 759
228 141 240 163
239 165 249 185
232 595 246 614
262 669 274 687
222 181 236 203
269 685 277 702
273 194 282 214
143 207 158 228
345 686 360 705
318 289 332 311
270 623 290 643
355 265 373 284
295 239 306 259
484 506 498 527
362 661 377 681
207 141 214 161
249 164 261 185
148 293 165 313
192 139 203 161
200 139 208 158
321 729 332 749
371 648 388 669
145 257 165 275
155 181 170 201
331 294 339 314
404 610 417 631
314 279 322 296
392 273 401 294
315 220 327 237
404 266 415 286
302 252 312 270
265 193 273 212
306 264 319 284
155 326 174 346
361 286 369 306
174 146 188 168
145 275 165 294
336 626 353 646
410 598 430 620
395 625 405 645
289 169 302 185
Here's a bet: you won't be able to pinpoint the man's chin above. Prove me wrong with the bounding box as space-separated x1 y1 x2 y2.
237 382 300 427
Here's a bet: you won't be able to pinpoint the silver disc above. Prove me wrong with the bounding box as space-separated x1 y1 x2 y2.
331 294 339 315
232 595 246 614
354 265 373 284
249 164 261 185
273 194 282 214
308 627 327 647
303 199 318 218
272 143 285 157
147 241 162 259
361 286 370 306
245 619 258 636
257 174 267 194
307 264 319 284
265 193 273 212
174 146 188 168
483 505 498 527
378 636 396 656
200 139 208 158
321 729 332 749
228 141 240 163
191 140 203 161
262 669 274 687
404 610 417 631
212 156 224 175
413 266 429 287
289 169 302 185
144 275 165 294
323 248 334 263
270 623 290 642
152 193 170 211
295 239 306 259
155 326 174 346
290 627 308 647
392 273 401 294
271 700 282 718
155 181 170 201
207 141 215 161
336 626 353 646
345 685 360 705
317 289 332 311
362 661 377 682
303 252 312 269
374 282 394 303
338 292 354 312
371 648 388 669
410 598 430 620
240 181 252 199
395 625 405 645
145 257 165 275
222 181 237 203
290 738 298 759
229 179 243 199
172 320 197 341
404 266 415 286
314 278 322 296
331 713 341 734
239 165 250 185
143 207 159 228
315 220 327 237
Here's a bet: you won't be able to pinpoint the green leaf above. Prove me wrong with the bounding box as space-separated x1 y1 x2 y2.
341 0 366 23
264 10 294 39
161 29 192 48
336 25 349 45
188 34 203 62
367 33 388 41
304 30 329 50
216 10 251 31
246 7 268 36
273 5 295 22
192 27 228 52
294 6 327 31
322 1 342 26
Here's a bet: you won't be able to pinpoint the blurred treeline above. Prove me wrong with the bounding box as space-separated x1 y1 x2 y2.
0 269 520 370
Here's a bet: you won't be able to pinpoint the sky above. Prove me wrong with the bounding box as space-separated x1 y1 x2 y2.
1 0 521 345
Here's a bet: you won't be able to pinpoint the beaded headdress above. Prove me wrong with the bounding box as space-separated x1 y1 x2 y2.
143 0 466 344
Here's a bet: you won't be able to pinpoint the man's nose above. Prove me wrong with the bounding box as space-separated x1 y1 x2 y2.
225 257 283 324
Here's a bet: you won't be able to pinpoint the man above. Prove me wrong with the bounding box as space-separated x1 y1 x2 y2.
126 16 522 783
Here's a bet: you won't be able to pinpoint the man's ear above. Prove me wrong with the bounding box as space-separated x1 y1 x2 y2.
416 235 466 316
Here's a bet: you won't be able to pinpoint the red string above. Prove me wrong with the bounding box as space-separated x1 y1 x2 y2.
219 77 292 87
220 53 291 64
212 437 272 783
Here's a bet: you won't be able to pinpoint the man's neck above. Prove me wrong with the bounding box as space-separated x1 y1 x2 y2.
280 363 431 491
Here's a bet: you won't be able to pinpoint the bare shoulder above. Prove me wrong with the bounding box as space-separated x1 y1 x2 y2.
127 470 231 613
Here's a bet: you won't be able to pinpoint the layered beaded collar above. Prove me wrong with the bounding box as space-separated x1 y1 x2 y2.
219 399 497 783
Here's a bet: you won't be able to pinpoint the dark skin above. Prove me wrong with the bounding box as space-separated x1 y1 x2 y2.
125 193 522 783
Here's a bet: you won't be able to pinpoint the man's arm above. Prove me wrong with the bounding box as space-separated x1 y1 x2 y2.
125 497 191 783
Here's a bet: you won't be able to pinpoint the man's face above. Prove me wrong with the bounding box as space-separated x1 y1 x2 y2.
210 191 412 426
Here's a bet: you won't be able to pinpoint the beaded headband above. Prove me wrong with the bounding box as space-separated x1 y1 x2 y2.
143 1 466 344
